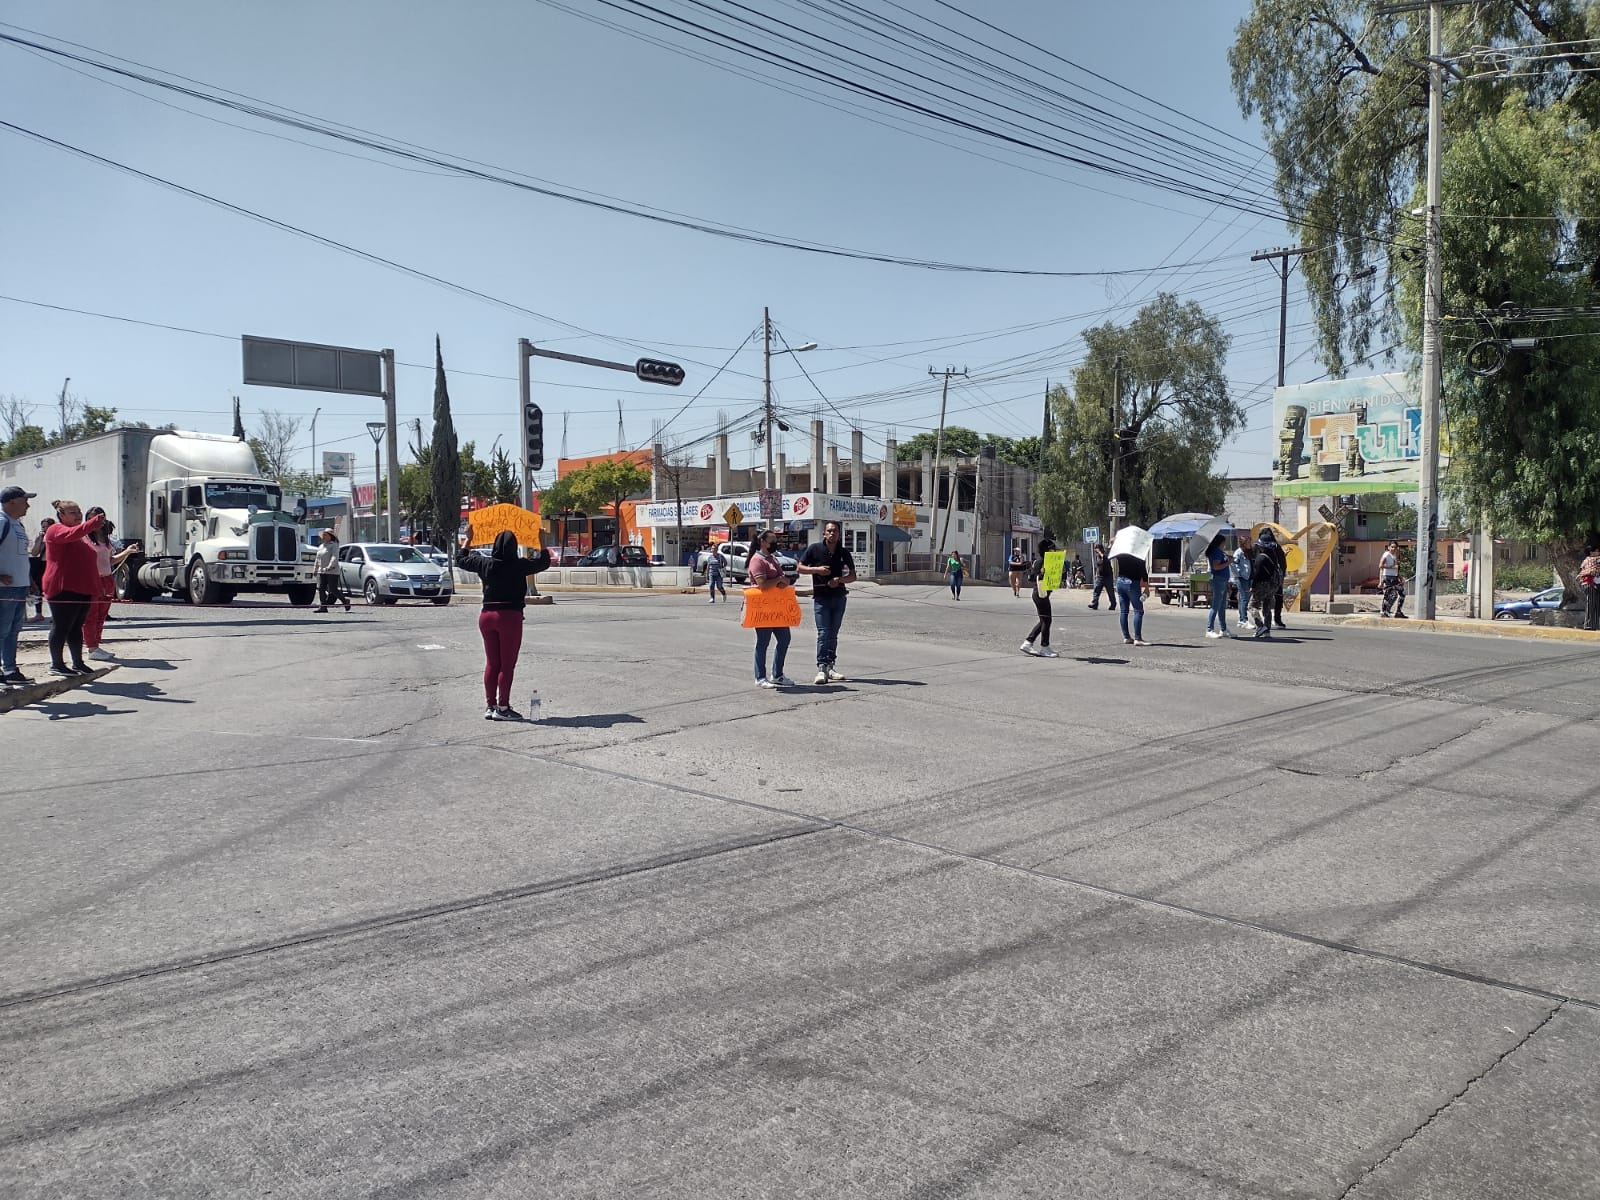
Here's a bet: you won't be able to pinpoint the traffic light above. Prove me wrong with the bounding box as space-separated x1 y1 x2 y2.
525 403 544 471
635 358 685 387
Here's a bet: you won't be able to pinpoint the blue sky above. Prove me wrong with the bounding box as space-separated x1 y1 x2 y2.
0 0 1326 492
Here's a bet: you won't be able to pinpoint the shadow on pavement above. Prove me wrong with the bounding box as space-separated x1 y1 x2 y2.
845 678 927 687
102 657 177 671
32 699 136 720
1073 656 1130 665
85 680 193 704
534 713 645 729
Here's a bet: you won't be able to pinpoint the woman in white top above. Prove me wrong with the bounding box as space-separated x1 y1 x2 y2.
82 509 139 661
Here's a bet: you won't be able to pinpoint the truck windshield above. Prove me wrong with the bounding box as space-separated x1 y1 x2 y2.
205 483 282 510
367 546 430 564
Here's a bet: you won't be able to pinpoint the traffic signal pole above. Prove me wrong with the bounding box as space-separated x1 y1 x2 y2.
518 338 535 510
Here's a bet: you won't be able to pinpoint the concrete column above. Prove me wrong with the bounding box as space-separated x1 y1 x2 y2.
714 433 728 498
777 452 788 493
850 430 864 497
810 420 825 491
883 437 897 501
651 442 663 500
921 450 933 506
826 444 840 495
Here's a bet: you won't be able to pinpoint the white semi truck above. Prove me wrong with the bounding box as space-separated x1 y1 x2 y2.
0 428 318 606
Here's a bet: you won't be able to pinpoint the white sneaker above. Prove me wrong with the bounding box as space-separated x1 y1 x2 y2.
756 678 778 689
88 647 115 661
772 675 796 687
813 670 829 685
484 706 499 720
1236 620 1251 629
825 668 847 682
1037 646 1059 658
1020 642 1038 655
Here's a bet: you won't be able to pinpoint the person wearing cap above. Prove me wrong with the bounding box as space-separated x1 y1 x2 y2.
0 486 35 685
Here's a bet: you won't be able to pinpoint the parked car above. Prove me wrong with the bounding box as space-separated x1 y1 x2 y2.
1492 585 1565 620
576 544 652 568
697 540 799 583
338 542 454 605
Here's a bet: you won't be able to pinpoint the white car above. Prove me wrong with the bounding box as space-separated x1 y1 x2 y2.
338 542 454 605
698 541 799 583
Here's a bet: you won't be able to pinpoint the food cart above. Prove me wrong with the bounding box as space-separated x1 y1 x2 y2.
1146 513 1232 606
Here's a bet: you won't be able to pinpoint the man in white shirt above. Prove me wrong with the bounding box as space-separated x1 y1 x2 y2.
1379 540 1407 619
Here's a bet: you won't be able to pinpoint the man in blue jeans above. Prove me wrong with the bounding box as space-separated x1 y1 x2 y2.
798 519 856 685
0 486 37 686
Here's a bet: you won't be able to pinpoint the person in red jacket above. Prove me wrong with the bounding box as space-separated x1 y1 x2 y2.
43 498 103 676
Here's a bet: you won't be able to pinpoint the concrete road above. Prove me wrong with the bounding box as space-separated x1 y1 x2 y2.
3 585 1597 1198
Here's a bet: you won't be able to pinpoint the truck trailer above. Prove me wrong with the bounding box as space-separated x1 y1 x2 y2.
0 428 317 605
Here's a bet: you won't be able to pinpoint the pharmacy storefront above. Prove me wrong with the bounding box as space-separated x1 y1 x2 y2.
635 492 897 578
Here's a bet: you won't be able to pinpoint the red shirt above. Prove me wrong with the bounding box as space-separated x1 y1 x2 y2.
43 515 103 597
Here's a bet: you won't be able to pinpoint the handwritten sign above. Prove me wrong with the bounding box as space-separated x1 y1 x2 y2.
741 586 802 629
467 503 543 548
1039 550 1065 592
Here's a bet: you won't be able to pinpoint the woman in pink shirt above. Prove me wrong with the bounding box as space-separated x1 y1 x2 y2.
42 498 102 676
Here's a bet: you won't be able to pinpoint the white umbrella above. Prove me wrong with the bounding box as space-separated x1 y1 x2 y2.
1108 525 1153 561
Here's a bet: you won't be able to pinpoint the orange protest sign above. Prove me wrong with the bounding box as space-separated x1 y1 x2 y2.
467 503 543 549
741 586 802 629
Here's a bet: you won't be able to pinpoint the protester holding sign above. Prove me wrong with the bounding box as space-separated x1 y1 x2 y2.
456 531 551 721
798 520 856 684
745 528 799 688
1020 539 1061 658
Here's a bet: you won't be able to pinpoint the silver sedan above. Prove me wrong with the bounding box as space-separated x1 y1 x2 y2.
338 543 454 605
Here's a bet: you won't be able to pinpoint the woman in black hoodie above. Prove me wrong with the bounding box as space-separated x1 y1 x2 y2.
456 531 552 720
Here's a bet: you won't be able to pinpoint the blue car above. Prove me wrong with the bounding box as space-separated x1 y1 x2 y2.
1492 585 1564 620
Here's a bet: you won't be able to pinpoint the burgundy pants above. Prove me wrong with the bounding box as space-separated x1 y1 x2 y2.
84 575 116 649
478 608 525 706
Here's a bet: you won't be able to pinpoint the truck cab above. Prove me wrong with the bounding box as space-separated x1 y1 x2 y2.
127 433 317 605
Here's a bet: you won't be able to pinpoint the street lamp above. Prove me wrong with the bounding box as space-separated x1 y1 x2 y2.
761 306 817 522
310 407 321 480
366 421 386 541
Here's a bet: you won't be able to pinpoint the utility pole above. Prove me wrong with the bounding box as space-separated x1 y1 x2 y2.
927 365 967 559
57 377 70 441
310 407 322 477
1109 356 1124 537
381 349 399 543
1250 246 1314 388
763 306 775 497
616 400 624 454
1414 0 1445 621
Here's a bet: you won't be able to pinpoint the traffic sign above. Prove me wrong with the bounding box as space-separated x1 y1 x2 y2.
722 503 745 527
1107 501 1127 517
1083 525 1100 545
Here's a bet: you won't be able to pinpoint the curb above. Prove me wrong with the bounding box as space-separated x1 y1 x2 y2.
1319 613 1600 644
0 664 117 713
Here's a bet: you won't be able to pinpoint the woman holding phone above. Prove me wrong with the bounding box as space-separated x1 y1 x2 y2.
82 507 140 661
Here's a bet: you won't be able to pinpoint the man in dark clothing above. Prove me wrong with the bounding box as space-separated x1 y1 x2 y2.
798 520 856 684
1249 537 1282 639
1258 527 1289 628
1088 545 1116 611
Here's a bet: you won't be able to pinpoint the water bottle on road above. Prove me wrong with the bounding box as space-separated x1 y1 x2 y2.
527 688 542 721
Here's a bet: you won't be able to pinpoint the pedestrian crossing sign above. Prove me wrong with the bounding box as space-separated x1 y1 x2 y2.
723 504 744 527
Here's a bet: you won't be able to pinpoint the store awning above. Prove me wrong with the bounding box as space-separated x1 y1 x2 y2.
876 524 913 542
1148 513 1228 540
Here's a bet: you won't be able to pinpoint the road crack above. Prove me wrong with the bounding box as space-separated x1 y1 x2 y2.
1334 1001 1565 1198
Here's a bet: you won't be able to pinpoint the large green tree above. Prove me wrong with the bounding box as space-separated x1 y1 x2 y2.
1232 1 1600 584
1036 294 1240 537
543 458 653 531
895 427 1044 468
429 336 462 551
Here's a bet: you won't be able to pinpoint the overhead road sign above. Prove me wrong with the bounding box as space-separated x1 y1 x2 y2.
242 335 384 397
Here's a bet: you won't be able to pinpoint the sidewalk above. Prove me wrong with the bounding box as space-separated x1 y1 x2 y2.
3 616 128 713
1282 608 1600 644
